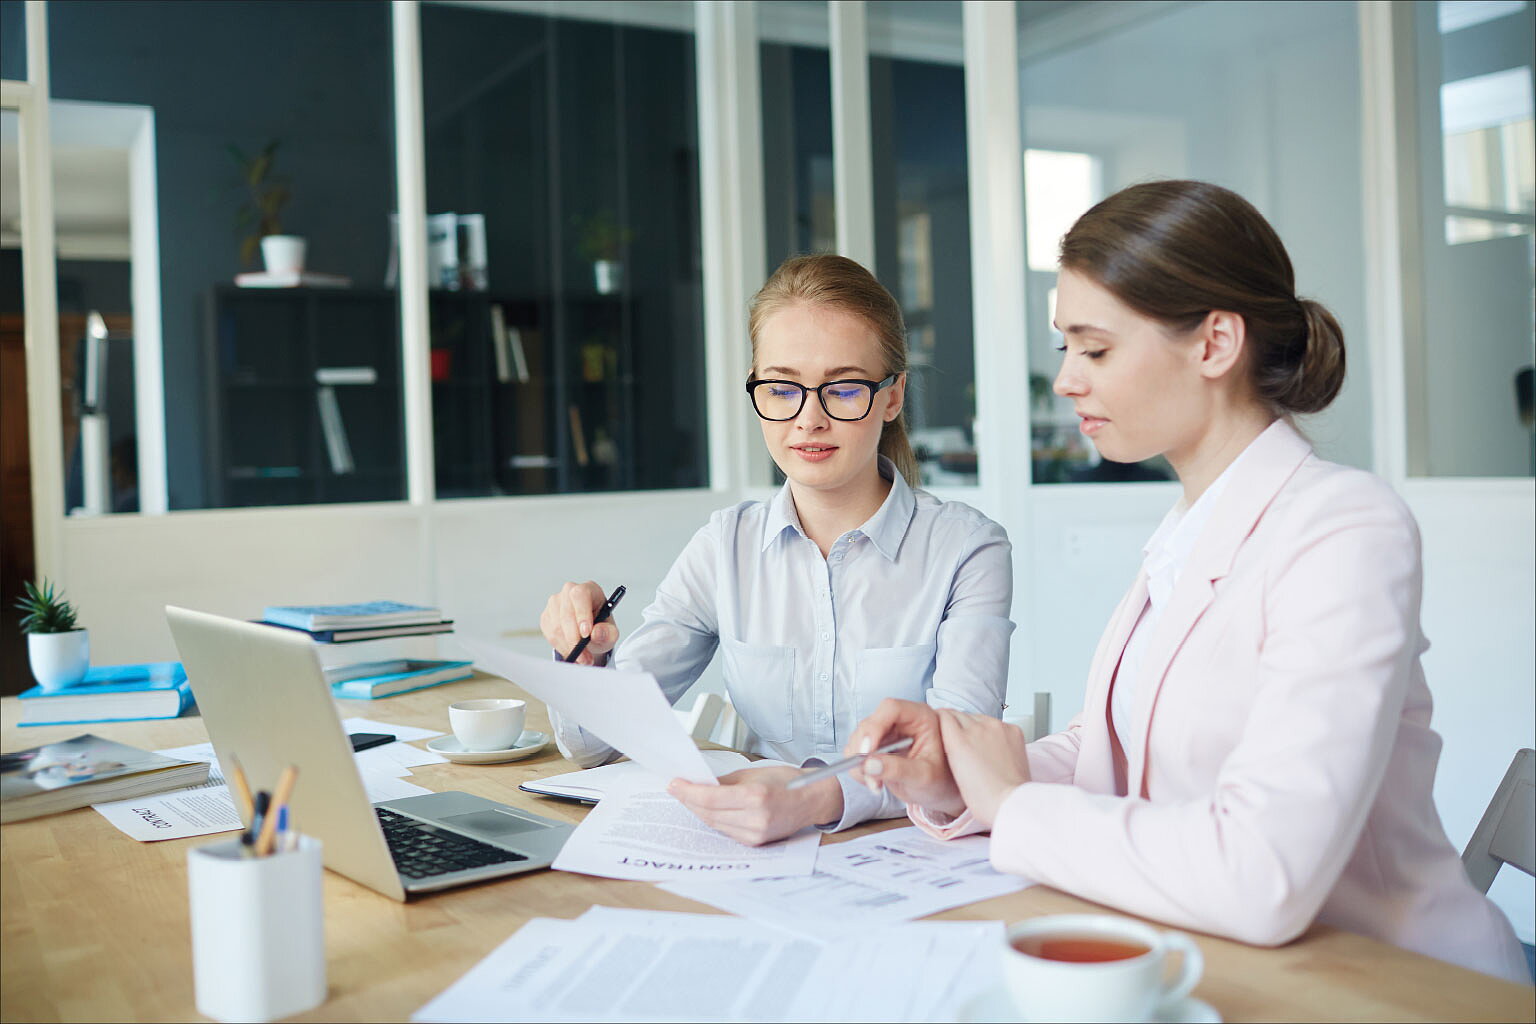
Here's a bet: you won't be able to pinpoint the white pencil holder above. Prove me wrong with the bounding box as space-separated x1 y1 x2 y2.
187 835 327 1023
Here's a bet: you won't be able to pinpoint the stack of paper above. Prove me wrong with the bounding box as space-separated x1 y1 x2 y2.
413 906 1004 1023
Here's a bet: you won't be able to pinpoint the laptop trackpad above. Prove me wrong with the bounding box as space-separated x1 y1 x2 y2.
439 809 547 838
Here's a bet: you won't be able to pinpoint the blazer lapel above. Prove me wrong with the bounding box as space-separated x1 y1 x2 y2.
1074 572 1149 793
1127 421 1314 798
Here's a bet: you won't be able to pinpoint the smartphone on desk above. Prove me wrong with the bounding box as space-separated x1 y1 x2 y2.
349 732 396 752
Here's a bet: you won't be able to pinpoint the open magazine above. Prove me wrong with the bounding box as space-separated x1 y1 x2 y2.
0 733 208 824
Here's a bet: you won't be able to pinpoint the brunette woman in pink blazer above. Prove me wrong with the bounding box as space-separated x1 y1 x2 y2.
848 180 1529 984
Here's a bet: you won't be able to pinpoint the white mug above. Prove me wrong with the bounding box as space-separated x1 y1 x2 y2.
1002 914 1203 1023
448 698 526 752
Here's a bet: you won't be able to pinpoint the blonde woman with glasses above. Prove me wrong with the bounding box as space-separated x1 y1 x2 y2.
539 254 1014 845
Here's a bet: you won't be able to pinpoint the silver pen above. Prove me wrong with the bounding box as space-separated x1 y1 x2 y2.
784 737 914 790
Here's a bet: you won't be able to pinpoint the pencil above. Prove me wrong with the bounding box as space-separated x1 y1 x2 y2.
255 765 299 856
228 755 255 824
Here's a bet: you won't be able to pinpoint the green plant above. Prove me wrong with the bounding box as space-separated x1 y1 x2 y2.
573 210 633 263
15 579 80 635
227 139 291 267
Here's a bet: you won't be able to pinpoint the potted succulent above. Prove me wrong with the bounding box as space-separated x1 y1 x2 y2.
574 210 633 295
15 579 90 691
228 139 304 273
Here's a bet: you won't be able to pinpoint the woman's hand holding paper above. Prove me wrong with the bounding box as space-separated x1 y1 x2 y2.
669 766 843 846
845 699 965 818
539 581 620 666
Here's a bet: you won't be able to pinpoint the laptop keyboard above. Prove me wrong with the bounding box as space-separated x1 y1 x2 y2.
376 807 528 879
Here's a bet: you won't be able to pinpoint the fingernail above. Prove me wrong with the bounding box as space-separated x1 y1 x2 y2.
579 621 591 637
859 737 872 755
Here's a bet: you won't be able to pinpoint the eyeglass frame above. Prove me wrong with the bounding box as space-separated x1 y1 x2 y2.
744 373 899 422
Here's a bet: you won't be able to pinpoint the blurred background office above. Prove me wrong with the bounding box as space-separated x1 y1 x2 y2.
1 0 1530 945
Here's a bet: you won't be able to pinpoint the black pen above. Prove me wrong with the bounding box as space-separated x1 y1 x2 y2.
564 585 626 663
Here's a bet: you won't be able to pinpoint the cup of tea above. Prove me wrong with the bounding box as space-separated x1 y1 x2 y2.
1001 914 1203 1023
448 698 526 752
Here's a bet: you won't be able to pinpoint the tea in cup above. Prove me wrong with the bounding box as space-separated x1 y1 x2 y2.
1001 914 1203 1023
448 698 526 752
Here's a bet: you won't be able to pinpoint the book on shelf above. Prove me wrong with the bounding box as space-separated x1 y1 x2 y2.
263 601 445 631
261 620 455 644
1 733 209 824
323 658 474 699
18 662 195 727
234 270 352 289
490 303 513 383
316 385 355 475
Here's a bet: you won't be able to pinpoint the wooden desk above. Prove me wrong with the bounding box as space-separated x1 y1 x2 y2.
2 678 1531 1022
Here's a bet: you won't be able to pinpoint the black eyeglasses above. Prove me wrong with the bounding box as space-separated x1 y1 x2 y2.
745 374 897 422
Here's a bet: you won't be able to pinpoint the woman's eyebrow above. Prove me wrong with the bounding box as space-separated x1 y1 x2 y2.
758 365 872 378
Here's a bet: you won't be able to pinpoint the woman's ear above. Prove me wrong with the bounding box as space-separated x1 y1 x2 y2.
1198 311 1247 382
883 372 907 421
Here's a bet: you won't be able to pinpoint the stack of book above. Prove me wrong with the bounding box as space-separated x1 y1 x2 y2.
324 658 474 699
18 661 195 727
260 601 453 643
1 734 209 823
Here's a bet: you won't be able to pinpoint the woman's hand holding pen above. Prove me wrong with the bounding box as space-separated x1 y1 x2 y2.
540 581 621 666
845 699 966 818
669 766 843 847
934 709 1032 829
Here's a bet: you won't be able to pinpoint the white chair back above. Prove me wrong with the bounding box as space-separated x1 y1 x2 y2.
1463 748 1536 894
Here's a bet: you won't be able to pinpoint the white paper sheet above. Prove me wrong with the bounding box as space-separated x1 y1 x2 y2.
93 767 432 842
662 827 1031 937
340 715 444 743
523 750 753 802
412 905 1003 1023
459 638 717 784
551 785 820 881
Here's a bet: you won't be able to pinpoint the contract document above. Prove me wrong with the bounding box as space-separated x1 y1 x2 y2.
553 778 819 881
412 905 1003 1023
460 638 717 784
661 826 1031 936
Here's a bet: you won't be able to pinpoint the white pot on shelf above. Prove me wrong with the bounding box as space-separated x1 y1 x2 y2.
261 235 307 275
592 259 623 295
27 629 90 692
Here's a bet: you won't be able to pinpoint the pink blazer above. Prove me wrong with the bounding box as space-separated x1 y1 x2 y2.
915 421 1528 983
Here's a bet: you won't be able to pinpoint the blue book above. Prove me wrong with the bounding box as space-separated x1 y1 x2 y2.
324 659 473 699
262 601 442 631
19 662 195 726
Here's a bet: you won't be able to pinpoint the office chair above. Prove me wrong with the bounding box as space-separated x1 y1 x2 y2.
1462 747 1535 981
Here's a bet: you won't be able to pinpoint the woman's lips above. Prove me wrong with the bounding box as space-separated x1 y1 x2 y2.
791 445 838 463
1079 415 1108 437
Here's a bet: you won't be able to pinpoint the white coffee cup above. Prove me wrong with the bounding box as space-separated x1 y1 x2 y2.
448 698 526 752
1002 914 1203 1023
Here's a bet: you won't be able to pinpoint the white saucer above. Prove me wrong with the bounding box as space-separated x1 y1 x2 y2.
426 730 550 764
958 985 1221 1024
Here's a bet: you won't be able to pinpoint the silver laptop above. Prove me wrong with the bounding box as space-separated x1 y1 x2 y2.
165 605 571 901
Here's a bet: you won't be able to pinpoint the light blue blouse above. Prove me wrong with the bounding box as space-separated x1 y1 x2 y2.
549 458 1015 830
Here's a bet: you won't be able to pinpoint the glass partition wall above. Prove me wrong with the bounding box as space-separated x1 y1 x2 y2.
420 3 706 498
24 0 708 512
1018 0 1372 484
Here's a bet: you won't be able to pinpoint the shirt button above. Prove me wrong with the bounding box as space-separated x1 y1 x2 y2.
821 632 830 641
819 672 829 681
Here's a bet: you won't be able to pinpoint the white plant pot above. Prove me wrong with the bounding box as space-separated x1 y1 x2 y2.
261 235 307 275
28 630 90 692
593 259 623 295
